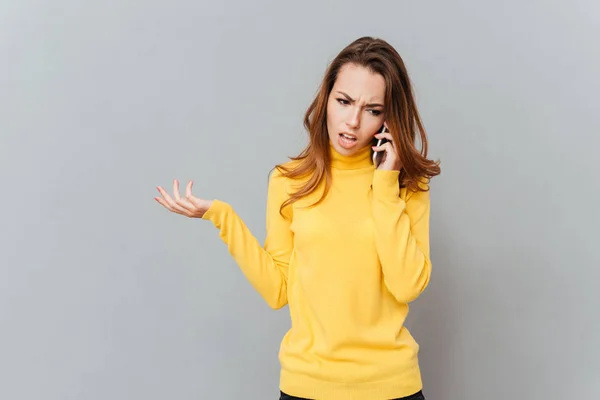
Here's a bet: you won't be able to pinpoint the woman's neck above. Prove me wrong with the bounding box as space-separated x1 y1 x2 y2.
329 141 373 170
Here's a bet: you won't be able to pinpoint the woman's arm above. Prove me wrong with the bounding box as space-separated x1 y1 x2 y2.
200 169 293 309
371 170 432 304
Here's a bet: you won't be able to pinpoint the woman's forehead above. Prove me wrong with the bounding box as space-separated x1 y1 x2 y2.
333 64 385 101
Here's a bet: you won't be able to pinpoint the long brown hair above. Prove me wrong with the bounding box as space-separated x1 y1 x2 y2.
275 36 440 213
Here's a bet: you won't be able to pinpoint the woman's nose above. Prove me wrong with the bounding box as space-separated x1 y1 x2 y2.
346 108 360 129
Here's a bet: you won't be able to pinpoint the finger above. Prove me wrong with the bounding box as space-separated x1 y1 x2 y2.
172 179 196 217
157 186 177 205
184 180 207 207
374 131 399 152
172 179 181 202
155 195 173 210
372 141 395 153
169 198 191 215
175 196 197 213
186 180 193 199
170 180 194 214
374 136 399 156
157 186 189 215
182 181 207 212
179 180 202 211
374 143 399 165
174 180 196 212
374 131 394 142
155 195 182 214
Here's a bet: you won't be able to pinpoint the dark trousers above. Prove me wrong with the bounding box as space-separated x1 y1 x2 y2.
279 389 425 400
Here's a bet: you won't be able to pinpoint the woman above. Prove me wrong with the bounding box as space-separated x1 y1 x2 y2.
155 36 440 400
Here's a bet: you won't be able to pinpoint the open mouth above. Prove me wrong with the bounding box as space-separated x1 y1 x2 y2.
338 132 358 149
339 133 357 142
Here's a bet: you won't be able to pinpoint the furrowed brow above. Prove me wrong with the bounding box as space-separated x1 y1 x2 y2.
336 91 383 108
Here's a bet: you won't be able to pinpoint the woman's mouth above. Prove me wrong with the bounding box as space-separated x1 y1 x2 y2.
338 133 358 149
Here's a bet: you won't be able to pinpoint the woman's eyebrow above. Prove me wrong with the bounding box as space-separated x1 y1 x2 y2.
336 91 384 108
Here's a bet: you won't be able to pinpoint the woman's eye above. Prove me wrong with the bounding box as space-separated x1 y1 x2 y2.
336 98 381 116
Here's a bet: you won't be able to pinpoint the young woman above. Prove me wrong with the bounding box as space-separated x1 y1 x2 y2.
155 36 440 400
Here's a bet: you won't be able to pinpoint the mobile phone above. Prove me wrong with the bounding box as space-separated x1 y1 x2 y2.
372 124 388 167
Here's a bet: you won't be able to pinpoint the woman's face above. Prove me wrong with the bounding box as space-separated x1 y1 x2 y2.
326 63 386 156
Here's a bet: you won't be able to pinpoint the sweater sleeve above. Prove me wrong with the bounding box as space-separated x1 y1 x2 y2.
371 170 432 304
201 168 293 309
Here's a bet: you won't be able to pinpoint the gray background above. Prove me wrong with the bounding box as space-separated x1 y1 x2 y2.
1 0 599 399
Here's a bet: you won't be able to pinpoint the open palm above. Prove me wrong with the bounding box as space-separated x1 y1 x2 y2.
155 179 213 218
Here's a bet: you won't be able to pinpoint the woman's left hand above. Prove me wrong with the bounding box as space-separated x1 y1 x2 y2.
372 130 402 171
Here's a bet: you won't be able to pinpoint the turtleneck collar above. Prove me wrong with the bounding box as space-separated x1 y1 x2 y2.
329 141 374 170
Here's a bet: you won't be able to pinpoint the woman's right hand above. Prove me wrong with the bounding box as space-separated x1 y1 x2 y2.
155 179 213 218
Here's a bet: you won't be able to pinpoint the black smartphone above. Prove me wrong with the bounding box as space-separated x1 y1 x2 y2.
372 124 388 167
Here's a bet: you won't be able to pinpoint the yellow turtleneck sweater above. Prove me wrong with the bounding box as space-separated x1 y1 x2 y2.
202 142 432 400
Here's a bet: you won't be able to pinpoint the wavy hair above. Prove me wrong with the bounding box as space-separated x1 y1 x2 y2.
275 36 440 213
